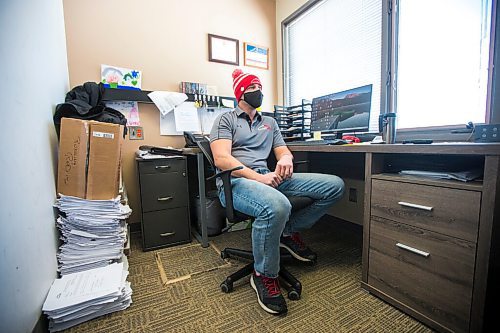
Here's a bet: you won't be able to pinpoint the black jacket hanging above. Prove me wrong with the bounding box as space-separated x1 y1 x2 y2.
53 82 128 137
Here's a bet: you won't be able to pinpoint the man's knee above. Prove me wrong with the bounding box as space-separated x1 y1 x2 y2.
325 175 345 200
261 195 292 221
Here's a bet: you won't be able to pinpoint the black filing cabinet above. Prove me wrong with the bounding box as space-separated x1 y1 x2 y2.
137 157 191 250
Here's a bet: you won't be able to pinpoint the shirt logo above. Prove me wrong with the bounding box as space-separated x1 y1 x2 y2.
258 124 271 131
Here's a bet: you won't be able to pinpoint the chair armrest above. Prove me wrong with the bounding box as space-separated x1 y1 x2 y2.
206 166 243 222
293 160 308 167
206 166 243 181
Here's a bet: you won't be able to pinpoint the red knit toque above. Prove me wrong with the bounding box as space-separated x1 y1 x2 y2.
232 69 262 101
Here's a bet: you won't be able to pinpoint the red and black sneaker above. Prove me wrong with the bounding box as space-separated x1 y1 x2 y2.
250 271 287 315
280 232 317 262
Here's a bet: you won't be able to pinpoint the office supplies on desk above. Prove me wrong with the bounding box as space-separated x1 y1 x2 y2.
274 100 312 142
402 139 433 144
184 131 209 148
378 112 397 144
139 145 183 156
342 135 361 143
287 139 348 146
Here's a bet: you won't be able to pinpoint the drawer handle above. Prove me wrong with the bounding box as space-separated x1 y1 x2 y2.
398 201 433 211
396 242 430 257
160 232 176 237
157 196 173 202
155 165 171 170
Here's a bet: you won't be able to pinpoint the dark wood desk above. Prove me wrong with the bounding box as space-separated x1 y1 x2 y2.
288 142 500 333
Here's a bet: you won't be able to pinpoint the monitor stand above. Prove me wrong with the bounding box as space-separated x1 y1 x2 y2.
323 132 343 140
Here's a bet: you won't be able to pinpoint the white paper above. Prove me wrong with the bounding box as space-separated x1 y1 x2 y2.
148 91 188 116
199 107 230 134
160 111 183 135
105 101 140 126
43 263 124 311
221 98 235 108
174 102 200 132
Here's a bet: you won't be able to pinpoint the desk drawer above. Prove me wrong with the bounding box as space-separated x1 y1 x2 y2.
138 158 186 175
142 207 191 250
368 216 475 333
139 172 188 212
370 179 480 242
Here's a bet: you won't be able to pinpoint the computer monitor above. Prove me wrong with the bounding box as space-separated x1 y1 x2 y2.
311 84 372 138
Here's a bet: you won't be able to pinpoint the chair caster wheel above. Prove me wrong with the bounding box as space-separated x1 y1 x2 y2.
288 289 301 300
220 281 233 293
307 259 317 266
221 250 229 260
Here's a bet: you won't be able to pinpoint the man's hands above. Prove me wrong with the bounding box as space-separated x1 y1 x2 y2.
275 155 294 180
256 155 294 188
258 172 283 188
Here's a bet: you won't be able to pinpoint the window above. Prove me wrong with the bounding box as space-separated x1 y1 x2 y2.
283 0 382 132
395 0 492 129
283 0 495 133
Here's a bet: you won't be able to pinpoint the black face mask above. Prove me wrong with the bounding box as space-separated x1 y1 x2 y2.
243 90 264 109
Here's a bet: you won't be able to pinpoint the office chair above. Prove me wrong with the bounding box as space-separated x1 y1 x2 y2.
195 137 314 300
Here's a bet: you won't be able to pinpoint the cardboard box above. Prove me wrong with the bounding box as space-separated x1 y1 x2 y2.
86 121 124 200
57 118 89 198
57 119 123 200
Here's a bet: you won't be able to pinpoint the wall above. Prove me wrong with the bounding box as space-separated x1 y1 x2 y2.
63 0 277 224
0 0 69 331
275 0 308 105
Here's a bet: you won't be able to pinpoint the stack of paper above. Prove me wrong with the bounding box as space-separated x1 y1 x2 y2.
55 195 132 275
399 169 482 182
43 261 132 332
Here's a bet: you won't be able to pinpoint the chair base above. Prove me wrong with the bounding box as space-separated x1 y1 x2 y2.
220 248 302 300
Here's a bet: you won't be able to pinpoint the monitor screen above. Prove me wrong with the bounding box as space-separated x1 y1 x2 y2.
311 84 372 135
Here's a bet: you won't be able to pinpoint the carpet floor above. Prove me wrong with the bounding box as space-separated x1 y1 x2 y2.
63 216 434 333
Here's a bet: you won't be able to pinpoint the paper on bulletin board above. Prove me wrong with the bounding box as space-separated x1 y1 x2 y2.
105 101 140 126
160 102 232 136
199 107 231 134
160 102 200 135
160 111 183 135
174 102 200 132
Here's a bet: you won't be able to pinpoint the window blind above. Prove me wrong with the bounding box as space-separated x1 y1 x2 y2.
285 0 382 132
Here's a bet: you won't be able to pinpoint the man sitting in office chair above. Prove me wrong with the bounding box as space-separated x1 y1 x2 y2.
209 69 345 316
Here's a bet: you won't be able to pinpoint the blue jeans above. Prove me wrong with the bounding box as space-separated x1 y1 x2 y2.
218 170 345 278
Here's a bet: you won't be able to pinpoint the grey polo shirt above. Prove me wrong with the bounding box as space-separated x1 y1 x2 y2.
209 106 286 173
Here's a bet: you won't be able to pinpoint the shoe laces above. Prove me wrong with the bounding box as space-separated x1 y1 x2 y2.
261 276 281 297
290 232 306 250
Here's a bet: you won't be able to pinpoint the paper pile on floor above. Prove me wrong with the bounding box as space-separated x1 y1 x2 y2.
43 260 132 332
55 194 132 275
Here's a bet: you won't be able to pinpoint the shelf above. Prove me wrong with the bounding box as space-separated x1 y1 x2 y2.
102 88 236 107
274 102 312 142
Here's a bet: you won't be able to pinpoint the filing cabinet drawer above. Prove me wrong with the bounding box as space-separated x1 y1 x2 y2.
139 172 188 212
371 179 480 242
138 158 186 175
368 216 476 333
142 207 191 250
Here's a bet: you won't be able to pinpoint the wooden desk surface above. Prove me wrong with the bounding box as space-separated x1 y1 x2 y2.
287 142 500 155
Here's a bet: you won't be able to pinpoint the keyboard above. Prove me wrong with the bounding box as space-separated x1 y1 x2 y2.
287 139 348 146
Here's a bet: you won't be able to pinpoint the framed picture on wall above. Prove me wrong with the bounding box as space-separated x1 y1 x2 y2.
208 34 239 66
244 42 269 70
